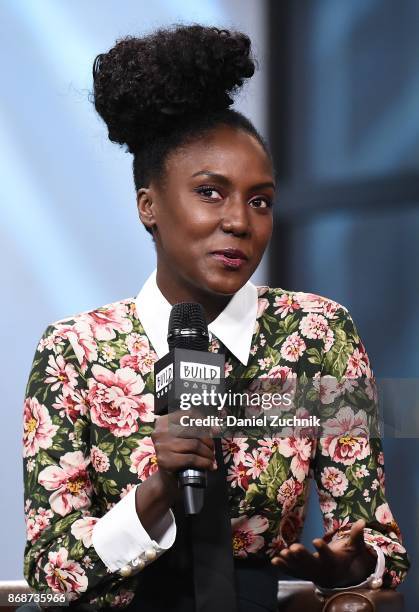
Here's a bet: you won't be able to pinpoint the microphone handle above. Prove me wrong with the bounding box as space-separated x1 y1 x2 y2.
178 468 207 514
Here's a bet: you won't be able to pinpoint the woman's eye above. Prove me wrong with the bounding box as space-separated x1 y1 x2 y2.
250 197 272 209
195 186 221 199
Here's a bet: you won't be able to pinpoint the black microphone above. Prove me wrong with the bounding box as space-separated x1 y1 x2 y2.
153 302 225 514
168 303 209 515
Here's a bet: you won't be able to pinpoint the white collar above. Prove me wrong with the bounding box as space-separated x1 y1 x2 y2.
135 269 258 365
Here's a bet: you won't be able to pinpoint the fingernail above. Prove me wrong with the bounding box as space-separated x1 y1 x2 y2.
212 460 218 470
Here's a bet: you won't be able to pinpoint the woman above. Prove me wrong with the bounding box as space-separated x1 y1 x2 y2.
22 25 409 611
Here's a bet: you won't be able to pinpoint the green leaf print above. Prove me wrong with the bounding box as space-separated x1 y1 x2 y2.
280 315 300 335
69 539 85 560
38 449 56 467
101 479 119 496
98 442 114 455
114 455 123 472
260 453 288 500
244 482 263 504
306 347 323 365
323 327 352 379
53 513 81 535
346 465 364 491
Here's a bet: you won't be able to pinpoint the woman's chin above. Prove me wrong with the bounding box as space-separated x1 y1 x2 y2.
201 271 251 296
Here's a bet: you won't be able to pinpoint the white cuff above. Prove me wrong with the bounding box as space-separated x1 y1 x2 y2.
92 484 176 576
314 542 386 594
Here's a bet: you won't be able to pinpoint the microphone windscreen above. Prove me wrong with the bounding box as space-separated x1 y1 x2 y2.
167 302 209 351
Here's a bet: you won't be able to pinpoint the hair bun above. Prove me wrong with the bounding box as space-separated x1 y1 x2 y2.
92 25 255 152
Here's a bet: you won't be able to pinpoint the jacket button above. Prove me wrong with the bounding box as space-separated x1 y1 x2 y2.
145 548 157 561
119 564 132 577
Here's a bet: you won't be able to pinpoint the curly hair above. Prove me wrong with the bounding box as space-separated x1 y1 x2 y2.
92 24 269 236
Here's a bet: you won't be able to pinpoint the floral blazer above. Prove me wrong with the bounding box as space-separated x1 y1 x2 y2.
22 286 410 608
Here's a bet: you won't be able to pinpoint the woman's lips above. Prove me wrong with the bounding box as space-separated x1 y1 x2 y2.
210 252 247 269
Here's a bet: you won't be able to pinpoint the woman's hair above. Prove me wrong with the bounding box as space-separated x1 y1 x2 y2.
92 24 269 236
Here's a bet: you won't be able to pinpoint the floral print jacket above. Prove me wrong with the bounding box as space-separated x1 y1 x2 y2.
22 287 410 608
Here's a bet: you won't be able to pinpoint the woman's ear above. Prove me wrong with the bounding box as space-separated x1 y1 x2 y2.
137 187 156 231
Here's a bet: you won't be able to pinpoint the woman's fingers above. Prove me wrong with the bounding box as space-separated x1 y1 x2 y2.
172 436 215 459
348 519 367 551
312 537 336 569
271 543 321 581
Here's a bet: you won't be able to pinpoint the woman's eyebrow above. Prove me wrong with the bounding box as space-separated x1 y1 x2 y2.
191 170 276 191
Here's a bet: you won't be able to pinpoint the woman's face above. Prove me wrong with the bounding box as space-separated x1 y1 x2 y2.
138 124 275 302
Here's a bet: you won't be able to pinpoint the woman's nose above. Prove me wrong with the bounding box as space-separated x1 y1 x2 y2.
220 197 250 236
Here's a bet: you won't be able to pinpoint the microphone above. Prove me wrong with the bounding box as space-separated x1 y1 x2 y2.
153 302 225 514
168 303 209 515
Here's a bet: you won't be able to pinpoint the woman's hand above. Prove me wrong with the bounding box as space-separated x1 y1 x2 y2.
152 410 217 471
135 410 217 533
271 519 377 589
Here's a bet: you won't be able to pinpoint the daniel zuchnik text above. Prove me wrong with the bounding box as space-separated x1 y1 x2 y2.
179 414 321 428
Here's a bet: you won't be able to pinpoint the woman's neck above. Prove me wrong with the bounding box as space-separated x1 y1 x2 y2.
155 268 232 324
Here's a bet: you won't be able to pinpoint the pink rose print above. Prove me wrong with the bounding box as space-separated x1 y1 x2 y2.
324 515 351 534
375 502 394 525
322 300 339 319
120 352 157 376
277 477 304 514
53 388 89 424
321 406 370 465
248 366 297 408
23 397 59 458
122 333 158 374
244 449 269 479
266 365 297 394
83 303 133 341
227 462 250 490
323 328 335 352
231 515 269 558
88 364 154 437
318 375 344 405
38 330 63 353
44 547 88 599
90 446 110 473
129 436 159 480
363 531 406 557
321 466 348 497
273 293 301 318
222 438 249 464
126 333 150 355
45 354 78 395
280 332 306 362
294 292 339 319
279 507 304 545
346 342 372 378
299 313 330 341
277 437 312 482
318 489 337 514
70 516 98 547
256 436 282 457
56 321 98 374
26 507 54 543
38 450 92 516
